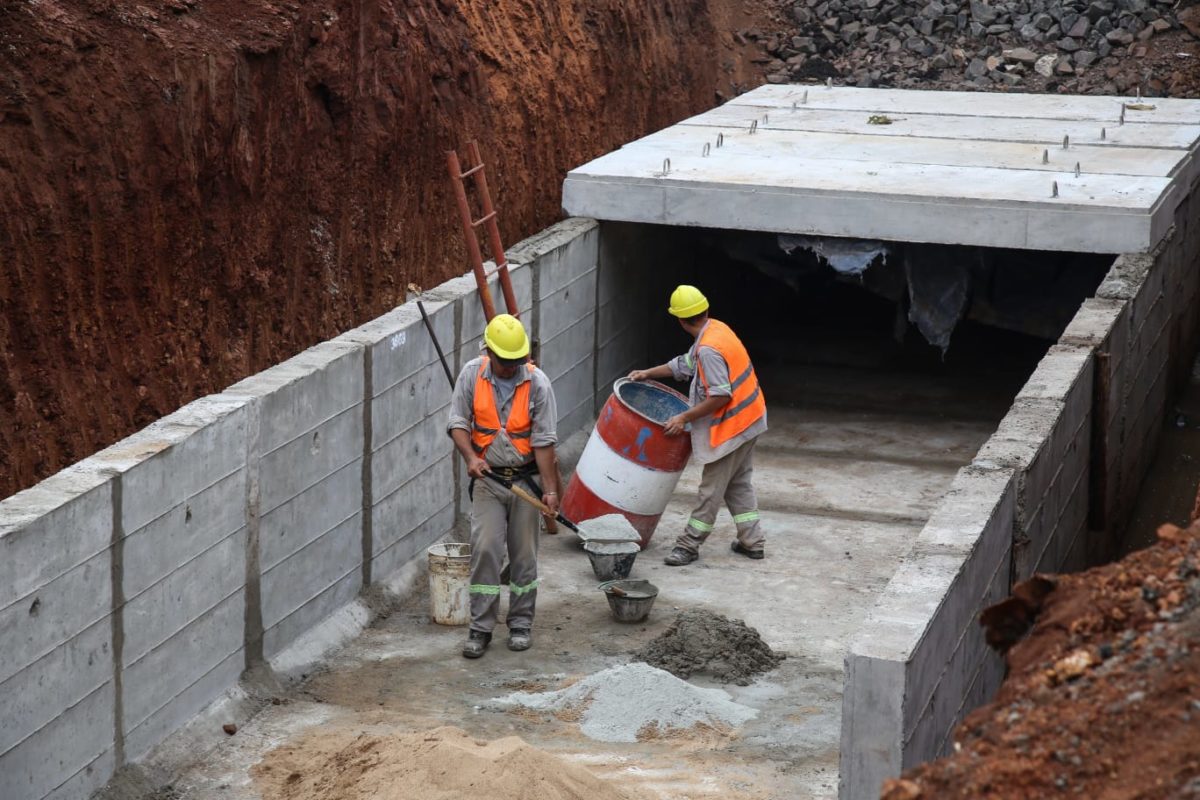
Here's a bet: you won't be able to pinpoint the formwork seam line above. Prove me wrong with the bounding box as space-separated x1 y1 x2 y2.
0 545 115 618
540 311 598 351
370 360 452 406
257 402 362 461
121 587 245 674
371 452 453 507
121 466 245 535
369 404 452 456
258 456 363 518
118 524 247 608
550 352 594 382
262 564 363 639
537 268 596 305
371 501 455 562
0 682 115 767
122 644 244 736
259 509 362 577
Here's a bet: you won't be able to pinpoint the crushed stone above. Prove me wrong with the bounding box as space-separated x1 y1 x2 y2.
634 609 785 686
491 662 757 743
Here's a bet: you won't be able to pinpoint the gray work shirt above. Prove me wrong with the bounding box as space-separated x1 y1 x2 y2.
669 321 768 465
447 356 558 468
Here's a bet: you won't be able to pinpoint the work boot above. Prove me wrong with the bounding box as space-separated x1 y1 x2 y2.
462 630 492 659
664 547 698 566
507 628 532 651
731 541 765 560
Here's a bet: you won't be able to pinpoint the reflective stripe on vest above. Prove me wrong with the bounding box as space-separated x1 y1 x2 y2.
471 358 535 458
696 319 767 448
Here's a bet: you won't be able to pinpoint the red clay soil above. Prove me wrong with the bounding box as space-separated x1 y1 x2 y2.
883 521 1200 800
0 0 773 497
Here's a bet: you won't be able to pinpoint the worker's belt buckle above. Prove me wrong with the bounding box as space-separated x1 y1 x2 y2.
489 464 537 480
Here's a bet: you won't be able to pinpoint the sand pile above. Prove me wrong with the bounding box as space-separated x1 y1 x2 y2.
635 610 785 686
492 662 757 742
252 725 642 800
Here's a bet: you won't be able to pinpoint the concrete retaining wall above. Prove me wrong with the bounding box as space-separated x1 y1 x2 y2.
840 183 1200 798
0 219 603 800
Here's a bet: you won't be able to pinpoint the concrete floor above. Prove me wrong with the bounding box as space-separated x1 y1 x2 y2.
162 365 1000 800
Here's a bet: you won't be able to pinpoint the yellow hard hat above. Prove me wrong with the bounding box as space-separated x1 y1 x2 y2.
668 285 709 318
483 314 530 360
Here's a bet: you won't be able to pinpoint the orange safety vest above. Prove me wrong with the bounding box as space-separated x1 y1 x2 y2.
695 319 766 448
471 358 535 458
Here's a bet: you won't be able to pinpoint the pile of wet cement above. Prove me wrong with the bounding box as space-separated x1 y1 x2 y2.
635 609 785 686
491 662 757 742
252 725 642 800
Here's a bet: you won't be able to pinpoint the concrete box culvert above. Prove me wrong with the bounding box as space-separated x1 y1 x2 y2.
3 87 1200 800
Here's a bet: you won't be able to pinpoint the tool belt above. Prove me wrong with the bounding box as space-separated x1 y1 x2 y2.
469 461 541 501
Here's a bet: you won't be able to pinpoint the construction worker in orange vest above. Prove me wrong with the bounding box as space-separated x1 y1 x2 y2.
448 314 560 658
628 285 767 565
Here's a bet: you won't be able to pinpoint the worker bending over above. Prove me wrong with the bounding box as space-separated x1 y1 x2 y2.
629 285 767 565
448 314 559 658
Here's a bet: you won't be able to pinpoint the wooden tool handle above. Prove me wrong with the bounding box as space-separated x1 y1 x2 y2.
508 482 553 515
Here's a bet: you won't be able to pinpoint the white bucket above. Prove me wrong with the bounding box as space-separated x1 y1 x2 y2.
427 542 471 626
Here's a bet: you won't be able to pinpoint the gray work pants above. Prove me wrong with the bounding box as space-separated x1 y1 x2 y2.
675 437 765 554
468 477 539 633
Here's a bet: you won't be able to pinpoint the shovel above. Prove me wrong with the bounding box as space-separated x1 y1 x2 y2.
483 471 580 534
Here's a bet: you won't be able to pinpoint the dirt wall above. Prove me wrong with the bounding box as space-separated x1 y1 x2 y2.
0 0 751 497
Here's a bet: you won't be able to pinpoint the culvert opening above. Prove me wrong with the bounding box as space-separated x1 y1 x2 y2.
638 227 1113 428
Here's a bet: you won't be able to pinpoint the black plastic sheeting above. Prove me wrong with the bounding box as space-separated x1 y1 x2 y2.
711 231 1112 354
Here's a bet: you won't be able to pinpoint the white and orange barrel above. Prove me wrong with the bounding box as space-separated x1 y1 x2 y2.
562 379 692 548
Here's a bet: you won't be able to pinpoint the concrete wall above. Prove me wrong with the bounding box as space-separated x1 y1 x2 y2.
0 219 604 800
839 185 1200 798
841 467 1015 796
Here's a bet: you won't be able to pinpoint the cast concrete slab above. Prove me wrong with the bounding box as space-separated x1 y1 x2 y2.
562 85 1200 253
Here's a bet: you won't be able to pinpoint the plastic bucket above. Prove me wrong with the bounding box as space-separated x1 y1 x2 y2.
561 379 692 549
428 542 471 626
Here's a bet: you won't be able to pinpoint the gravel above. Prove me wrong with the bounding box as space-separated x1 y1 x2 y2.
751 0 1186 93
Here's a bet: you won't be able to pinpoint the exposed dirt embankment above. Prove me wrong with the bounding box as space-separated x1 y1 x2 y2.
0 0 764 496
884 522 1200 799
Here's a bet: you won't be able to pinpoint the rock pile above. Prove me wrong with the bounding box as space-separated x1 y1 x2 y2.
753 0 1185 91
